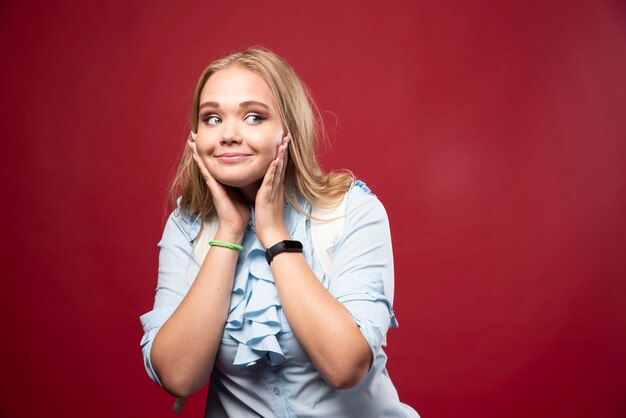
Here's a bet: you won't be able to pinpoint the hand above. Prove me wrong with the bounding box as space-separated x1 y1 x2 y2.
188 138 250 240
254 135 291 247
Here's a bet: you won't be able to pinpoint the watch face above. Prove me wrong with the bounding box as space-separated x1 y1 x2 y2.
283 240 303 250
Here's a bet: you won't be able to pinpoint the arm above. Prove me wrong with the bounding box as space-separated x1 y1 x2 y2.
269 245 373 389
263 192 394 389
149 227 242 398
147 141 251 398
255 144 391 389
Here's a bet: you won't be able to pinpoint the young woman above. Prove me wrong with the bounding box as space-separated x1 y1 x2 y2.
140 48 419 417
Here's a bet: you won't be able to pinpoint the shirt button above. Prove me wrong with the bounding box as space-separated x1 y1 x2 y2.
273 387 281 396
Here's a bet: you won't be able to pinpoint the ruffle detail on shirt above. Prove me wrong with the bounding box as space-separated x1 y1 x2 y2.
224 203 303 368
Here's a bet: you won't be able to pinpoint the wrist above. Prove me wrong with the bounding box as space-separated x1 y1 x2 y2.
214 228 244 246
259 228 290 249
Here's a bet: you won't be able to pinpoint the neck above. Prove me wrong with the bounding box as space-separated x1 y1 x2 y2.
239 180 262 204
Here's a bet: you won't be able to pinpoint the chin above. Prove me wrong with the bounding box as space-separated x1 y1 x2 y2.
209 164 267 190
213 174 263 190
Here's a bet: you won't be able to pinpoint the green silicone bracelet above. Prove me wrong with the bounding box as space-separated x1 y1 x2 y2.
209 240 244 252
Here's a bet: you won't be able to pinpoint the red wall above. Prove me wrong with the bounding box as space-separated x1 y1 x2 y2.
1 1 625 417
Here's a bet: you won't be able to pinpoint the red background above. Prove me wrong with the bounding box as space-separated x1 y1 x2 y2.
1 1 625 417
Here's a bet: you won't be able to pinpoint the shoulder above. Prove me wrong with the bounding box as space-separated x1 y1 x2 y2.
162 197 203 243
344 180 389 223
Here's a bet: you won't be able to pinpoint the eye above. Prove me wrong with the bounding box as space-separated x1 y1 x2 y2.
201 114 221 125
244 114 266 124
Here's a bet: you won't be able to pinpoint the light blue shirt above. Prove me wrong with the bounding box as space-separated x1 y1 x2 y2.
140 181 419 417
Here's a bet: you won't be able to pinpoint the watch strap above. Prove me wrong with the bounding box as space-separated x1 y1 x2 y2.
265 240 303 264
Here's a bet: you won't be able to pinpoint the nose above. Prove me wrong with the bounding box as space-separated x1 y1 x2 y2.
220 120 242 145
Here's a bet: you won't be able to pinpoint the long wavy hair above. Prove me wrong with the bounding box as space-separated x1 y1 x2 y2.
169 48 353 220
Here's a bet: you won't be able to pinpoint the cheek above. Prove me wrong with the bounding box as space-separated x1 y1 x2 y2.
194 137 218 172
266 136 282 159
270 128 286 147
195 135 218 156
248 131 282 154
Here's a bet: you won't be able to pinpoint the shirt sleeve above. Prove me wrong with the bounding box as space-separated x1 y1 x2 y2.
327 182 399 355
139 207 202 387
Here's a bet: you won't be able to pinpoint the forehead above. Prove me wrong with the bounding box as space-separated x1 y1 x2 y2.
200 65 276 106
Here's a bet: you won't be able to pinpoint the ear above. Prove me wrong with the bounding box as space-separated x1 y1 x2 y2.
190 131 197 142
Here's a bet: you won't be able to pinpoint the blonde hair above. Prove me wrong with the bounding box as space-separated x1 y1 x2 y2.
169 48 353 220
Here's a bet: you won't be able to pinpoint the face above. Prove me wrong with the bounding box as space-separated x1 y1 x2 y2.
195 65 285 191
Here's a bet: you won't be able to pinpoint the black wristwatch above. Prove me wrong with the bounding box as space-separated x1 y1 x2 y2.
265 240 303 264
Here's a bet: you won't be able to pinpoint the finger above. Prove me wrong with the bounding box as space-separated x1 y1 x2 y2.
280 135 290 177
272 148 285 192
272 137 289 193
187 138 198 156
195 156 215 187
192 152 230 204
189 149 207 177
261 159 279 195
258 135 289 199
273 135 289 173
188 140 214 184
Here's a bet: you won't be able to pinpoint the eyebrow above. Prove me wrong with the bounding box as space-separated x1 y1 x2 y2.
199 100 272 110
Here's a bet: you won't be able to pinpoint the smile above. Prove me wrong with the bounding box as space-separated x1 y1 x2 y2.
216 153 252 163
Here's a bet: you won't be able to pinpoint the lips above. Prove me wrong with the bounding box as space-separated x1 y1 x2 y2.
216 152 252 163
